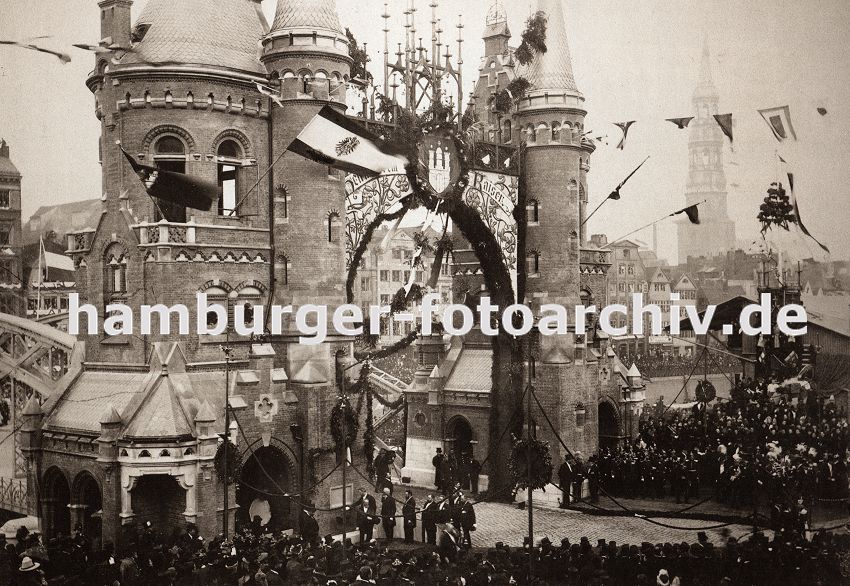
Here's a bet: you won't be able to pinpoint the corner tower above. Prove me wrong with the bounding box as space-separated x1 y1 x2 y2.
261 0 352 311
676 42 735 262
515 0 595 308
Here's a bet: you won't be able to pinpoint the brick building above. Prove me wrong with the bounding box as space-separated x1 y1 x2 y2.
0 139 24 316
401 0 642 491
22 0 366 548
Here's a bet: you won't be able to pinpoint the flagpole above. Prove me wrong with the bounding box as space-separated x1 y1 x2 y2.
580 197 609 229
608 199 706 248
581 156 650 228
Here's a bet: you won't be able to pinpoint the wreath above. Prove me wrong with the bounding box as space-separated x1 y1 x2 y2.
214 440 241 484
695 380 716 403
509 437 553 492
330 396 359 451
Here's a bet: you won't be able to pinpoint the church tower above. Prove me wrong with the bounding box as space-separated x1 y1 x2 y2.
471 1 515 140
676 43 736 262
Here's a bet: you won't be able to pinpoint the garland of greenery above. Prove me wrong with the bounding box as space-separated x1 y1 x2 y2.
360 363 376 478
515 11 548 66
490 77 532 116
346 28 372 84
354 328 420 361
214 440 241 484
758 182 795 233
330 396 359 452
509 437 554 492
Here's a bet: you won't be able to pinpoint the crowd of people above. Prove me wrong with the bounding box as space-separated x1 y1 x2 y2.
598 378 850 513
3 515 849 585
630 351 741 379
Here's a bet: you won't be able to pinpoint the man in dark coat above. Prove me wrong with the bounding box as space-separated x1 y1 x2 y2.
558 455 574 507
468 455 482 494
299 507 319 546
421 494 438 544
351 487 377 544
455 493 476 547
380 487 396 541
432 448 445 490
401 490 417 542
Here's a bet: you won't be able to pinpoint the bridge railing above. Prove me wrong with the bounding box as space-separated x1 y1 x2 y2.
0 476 28 515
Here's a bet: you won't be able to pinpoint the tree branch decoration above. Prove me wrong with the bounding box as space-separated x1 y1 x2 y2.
515 11 548 66
330 395 359 453
490 77 532 116
758 182 795 233
346 28 372 84
695 380 717 403
214 440 241 484
509 437 553 492
360 362 376 479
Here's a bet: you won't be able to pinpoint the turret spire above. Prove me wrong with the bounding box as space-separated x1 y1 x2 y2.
523 0 579 95
271 0 343 36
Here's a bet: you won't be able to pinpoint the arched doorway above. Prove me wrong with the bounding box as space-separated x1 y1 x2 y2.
598 401 620 450
131 475 186 531
237 445 294 532
42 467 71 538
73 472 103 549
445 415 474 461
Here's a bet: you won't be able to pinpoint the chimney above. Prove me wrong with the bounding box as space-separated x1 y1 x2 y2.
98 0 133 48
0 139 9 159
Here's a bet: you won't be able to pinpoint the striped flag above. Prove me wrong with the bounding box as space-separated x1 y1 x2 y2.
287 105 407 177
255 82 283 108
121 147 218 211
758 106 797 142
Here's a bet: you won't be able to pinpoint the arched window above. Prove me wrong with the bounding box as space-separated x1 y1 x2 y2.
202 285 230 331
526 251 540 276
104 244 128 301
551 122 561 142
217 139 243 217
153 136 187 222
527 199 539 224
327 211 340 243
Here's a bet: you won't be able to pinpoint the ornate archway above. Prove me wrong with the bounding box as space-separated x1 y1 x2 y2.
42 467 71 538
237 441 296 532
445 415 474 460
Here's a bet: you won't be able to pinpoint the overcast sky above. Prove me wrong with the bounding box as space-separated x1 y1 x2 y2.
1 0 849 263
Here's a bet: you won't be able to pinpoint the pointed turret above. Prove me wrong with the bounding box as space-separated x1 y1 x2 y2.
483 1 511 55
522 0 580 98
693 40 719 100
263 0 350 63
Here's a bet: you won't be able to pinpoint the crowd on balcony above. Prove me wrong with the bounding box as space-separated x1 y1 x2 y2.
629 350 743 379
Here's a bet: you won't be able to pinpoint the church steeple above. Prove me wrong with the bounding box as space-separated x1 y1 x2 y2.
522 0 580 97
693 39 719 100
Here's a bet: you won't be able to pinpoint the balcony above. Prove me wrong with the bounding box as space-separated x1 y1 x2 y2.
580 247 612 274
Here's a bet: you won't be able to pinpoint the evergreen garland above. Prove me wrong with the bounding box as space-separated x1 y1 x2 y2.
330 396 359 452
361 363 376 478
346 28 372 84
758 182 795 233
490 77 532 116
515 11 548 66
509 437 553 492
214 440 241 484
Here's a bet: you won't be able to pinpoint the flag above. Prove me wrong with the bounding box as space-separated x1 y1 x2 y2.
817 107 828 116
255 82 283 108
121 148 218 211
614 121 635 150
666 117 694 130
287 105 407 177
608 156 650 200
672 204 700 224
758 106 797 142
713 114 733 144
786 171 829 254
0 40 70 64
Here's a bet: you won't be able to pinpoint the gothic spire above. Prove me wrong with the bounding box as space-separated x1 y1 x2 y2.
523 0 579 95
693 39 719 100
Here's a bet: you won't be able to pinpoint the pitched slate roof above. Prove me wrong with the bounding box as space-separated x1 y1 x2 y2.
271 0 344 35
523 0 579 94
47 371 151 433
122 378 194 440
119 0 267 75
444 348 492 392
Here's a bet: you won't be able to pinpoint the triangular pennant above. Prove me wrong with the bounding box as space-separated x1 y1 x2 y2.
817 107 828 116
608 156 650 200
713 113 733 144
672 204 700 225
614 121 636 150
758 106 797 142
786 172 829 254
121 147 217 211
666 116 694 130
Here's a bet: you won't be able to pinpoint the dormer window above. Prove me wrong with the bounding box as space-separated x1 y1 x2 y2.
131 23 150 43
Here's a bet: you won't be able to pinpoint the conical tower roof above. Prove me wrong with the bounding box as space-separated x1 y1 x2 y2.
693 41 719 100
119 0 267 76
271 0 344 36
523 0 580 95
